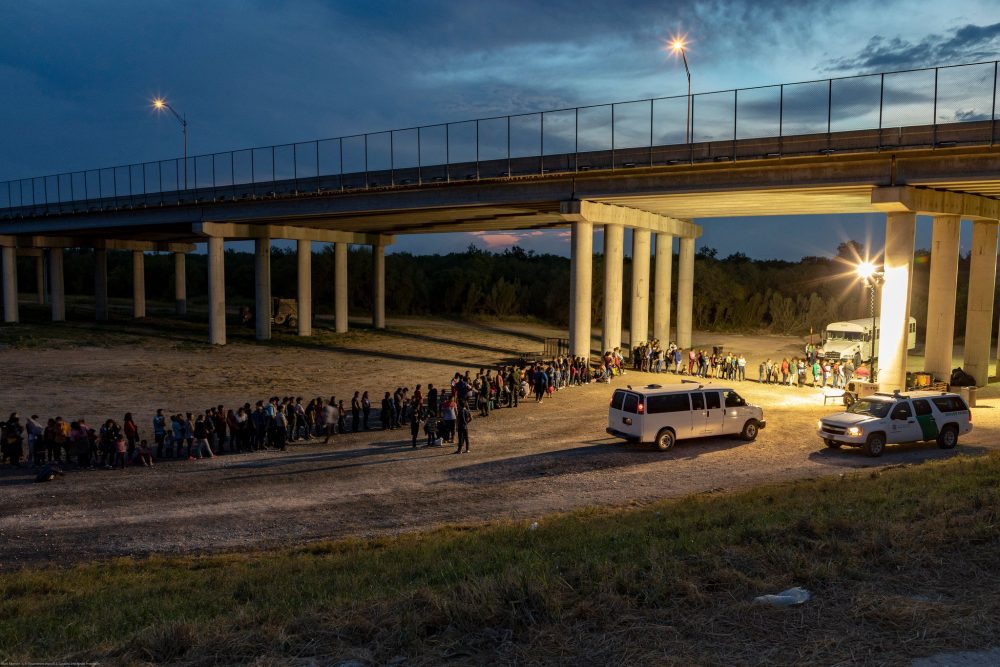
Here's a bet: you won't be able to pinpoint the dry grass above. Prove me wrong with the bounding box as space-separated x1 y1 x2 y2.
2 452 999 665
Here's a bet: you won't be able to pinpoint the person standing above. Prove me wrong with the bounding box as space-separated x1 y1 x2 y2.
152 409 167 458
454 399 472 454
362 391 372 429
427 384 438 417
409 400 423 449
351 392 361 432
441 395 457 443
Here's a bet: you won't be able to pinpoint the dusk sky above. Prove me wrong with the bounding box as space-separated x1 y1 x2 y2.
2 1 999 259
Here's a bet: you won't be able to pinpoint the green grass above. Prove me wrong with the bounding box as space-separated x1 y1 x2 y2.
3 454 1000 665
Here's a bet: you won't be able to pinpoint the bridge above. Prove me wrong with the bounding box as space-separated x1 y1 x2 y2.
2 60 1000 392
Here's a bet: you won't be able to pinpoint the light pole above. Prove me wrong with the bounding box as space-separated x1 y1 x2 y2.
857 261 884 381
153 97 188 189
670 38 692 144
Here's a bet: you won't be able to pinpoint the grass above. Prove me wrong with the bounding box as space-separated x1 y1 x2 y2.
2 454 1000 665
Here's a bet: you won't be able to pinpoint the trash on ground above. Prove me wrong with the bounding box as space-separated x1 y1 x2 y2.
754 587 810 606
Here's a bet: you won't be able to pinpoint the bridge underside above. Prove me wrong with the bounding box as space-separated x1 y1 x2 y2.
2 136 1000 392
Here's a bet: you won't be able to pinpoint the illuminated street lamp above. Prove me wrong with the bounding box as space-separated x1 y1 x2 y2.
670 37 692 144
152 97 188 189
857 261 884 376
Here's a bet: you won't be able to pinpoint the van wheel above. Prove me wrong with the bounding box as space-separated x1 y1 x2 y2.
655 429 676 451
740 420 759 442
824 438 842 449
937 425 958 450
863 432 886 457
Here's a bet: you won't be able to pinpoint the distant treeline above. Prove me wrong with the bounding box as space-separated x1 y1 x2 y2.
13 242 986 339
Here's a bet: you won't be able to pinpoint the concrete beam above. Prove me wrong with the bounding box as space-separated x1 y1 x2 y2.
192 221 392 246
2 245 18 324
676 237 695 349
255 239 271 341
602 223 624 353
871 186 1000 221
569 220 593 360
334 242 348 333
964 220 998 386
94 248 108 321
561 200 702 238
372 243 385 330
207 237 226 345
297 239 312 337
877 212 917 392
19 237 196 253
923 216 960 380
132 251 146 318
630 228 651 345
174 252 187 316
653 233 673 344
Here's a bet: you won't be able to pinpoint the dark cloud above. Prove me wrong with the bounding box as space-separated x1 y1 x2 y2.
826 22 1000 73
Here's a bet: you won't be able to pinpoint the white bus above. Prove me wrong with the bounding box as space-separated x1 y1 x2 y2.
821 316 917 363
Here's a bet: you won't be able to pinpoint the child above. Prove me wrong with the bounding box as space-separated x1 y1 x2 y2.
134 439 154 467
113 435 127 469
410 407 423 449
424 416 440 447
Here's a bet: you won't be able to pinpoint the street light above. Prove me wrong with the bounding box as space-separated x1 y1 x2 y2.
857 261 884 378
670 37 692 144
152 97 188 189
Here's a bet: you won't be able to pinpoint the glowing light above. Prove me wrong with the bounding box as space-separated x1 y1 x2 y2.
671 38 686 53
152 98 166 110
856 261 877 280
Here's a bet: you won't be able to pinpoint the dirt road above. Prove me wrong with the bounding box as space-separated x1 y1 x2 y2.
1 317 996 567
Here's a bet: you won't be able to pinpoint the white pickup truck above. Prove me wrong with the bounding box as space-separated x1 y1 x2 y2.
817 390 971 457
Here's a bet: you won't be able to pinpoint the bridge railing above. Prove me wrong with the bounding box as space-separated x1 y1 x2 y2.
1 60 997 218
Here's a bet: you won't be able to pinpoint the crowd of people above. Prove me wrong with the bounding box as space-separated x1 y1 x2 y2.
0 355 625 472
630 339 870 389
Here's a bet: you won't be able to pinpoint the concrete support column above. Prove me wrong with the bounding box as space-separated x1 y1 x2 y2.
601 223 624 353
653 233 674 343
878 212 917 392
132 251 146 318
297 239 312 337
1 245 17 323
963 220 999 386
254 239 271 341
50 248 65 322
923 215 961 380
35 255 45 305
629 228 651 346
569 220 593 359
372 243 385 329
334 242 348 333
174 252 187 316
676 236 695 349
94 248 109 321
208 237 226 345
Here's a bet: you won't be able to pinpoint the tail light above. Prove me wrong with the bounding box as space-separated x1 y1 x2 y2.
638 400 645 414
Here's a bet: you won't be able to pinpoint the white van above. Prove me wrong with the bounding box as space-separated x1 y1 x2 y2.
607 384 766 451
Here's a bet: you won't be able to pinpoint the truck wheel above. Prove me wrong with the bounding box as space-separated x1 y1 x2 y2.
655 428 676 451
936 425 958 450
740 420 759 442
863 432 886 457
824 438 842 449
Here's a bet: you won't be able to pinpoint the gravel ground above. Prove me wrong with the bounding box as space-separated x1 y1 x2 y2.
1 318 997 568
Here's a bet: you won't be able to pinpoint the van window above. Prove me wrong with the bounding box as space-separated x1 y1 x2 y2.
724 390 745 407
690 393 705 410
932 396 967 412
610 390 626 410
622 393 639 414
647 393 690 413
912 399 932 416
705 392 721 410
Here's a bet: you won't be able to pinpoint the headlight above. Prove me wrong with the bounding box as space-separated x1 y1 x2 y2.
846 426 862 437
817 420 824 430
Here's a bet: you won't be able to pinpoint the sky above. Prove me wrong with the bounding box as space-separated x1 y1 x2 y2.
1 0 999 259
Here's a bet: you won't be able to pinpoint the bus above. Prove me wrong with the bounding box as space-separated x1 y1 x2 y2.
821 316 917 363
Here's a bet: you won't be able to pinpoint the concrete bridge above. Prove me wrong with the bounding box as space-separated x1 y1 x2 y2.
2 60 1000 391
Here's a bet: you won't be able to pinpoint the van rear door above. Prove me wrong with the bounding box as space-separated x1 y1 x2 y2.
609 389 642 439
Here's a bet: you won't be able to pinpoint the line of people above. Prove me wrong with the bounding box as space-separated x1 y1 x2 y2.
0 355 613 470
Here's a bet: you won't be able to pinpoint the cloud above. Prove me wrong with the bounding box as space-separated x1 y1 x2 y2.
478 233 523 248
825 22 1000 73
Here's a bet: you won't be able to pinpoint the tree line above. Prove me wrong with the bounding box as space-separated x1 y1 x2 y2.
13 241 987 339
